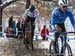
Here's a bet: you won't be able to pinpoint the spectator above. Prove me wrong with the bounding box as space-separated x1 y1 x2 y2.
41 25 49 40
6 16 14 37
12 21 16 37
8 16 13 27
16 18 23 39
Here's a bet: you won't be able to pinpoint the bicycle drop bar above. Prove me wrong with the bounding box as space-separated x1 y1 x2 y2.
62 32 75 34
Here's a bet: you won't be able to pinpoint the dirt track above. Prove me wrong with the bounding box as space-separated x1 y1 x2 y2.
0 38 49 56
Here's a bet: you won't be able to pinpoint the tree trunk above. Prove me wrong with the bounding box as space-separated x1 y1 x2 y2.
26 0 31 9
0 0 2 36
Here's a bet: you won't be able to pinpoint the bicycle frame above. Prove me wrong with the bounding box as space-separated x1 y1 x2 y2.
57 33 67 54
56 32 75 55
58 32 75 48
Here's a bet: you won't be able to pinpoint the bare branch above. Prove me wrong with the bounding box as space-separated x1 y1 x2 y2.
26 0 31 9
34 0 40 3
1 0 19 9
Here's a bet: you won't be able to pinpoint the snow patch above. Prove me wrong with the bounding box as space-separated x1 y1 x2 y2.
0 37 9 46
38 41 51 49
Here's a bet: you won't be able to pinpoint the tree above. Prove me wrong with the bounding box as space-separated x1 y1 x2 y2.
0 0 2 34
25 0 31 9
0 0 19 36
0 0 31 36
44 0 52 1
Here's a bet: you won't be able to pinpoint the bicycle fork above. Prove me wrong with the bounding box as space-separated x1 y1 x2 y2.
60 34 67 56
54 34 67 56
54 38 60 56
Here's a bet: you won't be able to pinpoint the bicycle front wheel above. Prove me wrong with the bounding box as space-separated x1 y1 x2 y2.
49 40 57 56
63 43 72 56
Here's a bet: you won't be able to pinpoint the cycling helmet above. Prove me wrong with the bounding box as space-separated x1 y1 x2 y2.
30 5 35 12
58 0 69 6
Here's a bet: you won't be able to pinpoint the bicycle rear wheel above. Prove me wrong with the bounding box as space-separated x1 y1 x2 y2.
23 38 29 49
49 40 59 56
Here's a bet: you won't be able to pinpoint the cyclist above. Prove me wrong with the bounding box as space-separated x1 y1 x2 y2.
23 5 39 49
50 0 75 55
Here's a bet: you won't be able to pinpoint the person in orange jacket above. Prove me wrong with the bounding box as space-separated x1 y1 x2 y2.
41 25 49 40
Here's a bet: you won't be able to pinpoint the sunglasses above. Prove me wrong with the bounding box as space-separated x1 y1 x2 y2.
63 6 67 8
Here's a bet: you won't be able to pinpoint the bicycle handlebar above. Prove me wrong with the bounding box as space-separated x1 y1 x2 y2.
62 32 75 34
74 28 75 35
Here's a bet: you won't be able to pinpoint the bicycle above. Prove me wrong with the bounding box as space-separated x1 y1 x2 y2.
49 32 74 56
23 22 34 50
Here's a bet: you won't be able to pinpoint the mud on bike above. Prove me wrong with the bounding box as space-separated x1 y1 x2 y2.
23 22 34 50
49 32 75 56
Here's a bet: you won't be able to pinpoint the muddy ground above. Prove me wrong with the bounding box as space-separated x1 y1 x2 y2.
0 38 50 56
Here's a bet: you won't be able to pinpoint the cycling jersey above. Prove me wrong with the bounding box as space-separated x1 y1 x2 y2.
51 7 75 31
23 8 39 19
